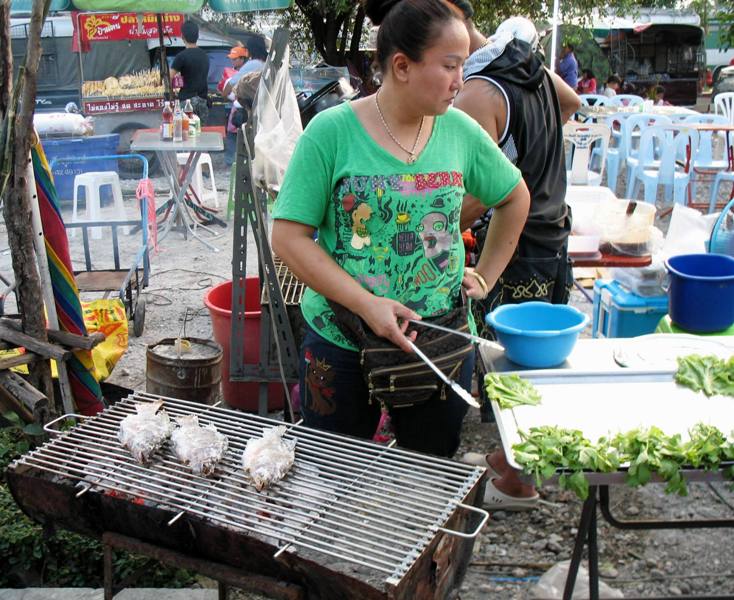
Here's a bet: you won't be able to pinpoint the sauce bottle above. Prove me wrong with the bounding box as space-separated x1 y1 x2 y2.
161 101 173 141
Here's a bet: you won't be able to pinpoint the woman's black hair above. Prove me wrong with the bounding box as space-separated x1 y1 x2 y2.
246 36 269 61
364 0 464 71
584 69 595 79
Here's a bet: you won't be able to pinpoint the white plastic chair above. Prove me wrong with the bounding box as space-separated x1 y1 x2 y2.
628 125 699 205
609 94 645 108
677 114 730 200
72 171 128 240
714 92 734 125
579 94 609 106
623 114 673 198
176 152 219 208
564 122 611 186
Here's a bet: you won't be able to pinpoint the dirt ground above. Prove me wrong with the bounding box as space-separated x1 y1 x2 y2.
1 150 734 599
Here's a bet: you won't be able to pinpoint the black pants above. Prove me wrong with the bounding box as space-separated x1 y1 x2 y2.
299 326 473 457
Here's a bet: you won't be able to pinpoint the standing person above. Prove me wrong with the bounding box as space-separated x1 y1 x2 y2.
271 0 530 457
451 12 580 509
170 20 210 123
577 68 597 94
603 74 621 97
558 42 578 90
221 45 249 164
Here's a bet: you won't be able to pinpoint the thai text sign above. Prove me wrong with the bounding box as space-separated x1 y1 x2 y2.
79 13 183 42
83 97 164 114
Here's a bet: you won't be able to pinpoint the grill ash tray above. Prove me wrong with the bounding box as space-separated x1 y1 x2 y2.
7 392 486 599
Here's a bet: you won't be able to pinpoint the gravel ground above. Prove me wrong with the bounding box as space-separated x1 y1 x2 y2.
1 128 733 599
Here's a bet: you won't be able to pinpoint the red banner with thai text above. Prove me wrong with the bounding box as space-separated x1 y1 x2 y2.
78 13 183 42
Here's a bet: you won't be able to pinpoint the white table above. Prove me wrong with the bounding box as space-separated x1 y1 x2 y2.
131 131 225 252
478 335 734 600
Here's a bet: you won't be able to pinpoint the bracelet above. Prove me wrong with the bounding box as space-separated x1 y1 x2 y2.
470 270 490 298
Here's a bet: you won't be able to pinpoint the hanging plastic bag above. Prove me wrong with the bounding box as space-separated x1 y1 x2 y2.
252 45 303 190
709 198 734 256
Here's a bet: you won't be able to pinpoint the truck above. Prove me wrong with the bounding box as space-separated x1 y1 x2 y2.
9 13 264 152
590 10 705 106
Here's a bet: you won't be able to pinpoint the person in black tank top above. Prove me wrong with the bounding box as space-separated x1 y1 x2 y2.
452 9 581 511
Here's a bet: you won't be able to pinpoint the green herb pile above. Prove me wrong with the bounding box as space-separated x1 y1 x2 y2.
675 354 734 397
512 423 734 500
484 373 542 410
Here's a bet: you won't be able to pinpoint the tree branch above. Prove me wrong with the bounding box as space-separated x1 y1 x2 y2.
0 0 11 116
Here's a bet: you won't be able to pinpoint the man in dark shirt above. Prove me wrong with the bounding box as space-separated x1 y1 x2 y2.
452 8 580 511
170 20 210 123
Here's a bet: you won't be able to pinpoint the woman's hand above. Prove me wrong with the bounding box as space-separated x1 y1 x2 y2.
462 267 490 300
357 296 421 353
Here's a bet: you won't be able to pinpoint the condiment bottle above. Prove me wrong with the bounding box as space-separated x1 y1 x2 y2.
161 101 173 141
172 99 183 143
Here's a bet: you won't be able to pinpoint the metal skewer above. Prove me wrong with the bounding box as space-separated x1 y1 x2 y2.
407 319 503 350
405 339 480 408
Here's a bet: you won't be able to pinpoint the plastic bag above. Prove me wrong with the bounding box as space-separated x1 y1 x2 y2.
252 45 303 190
531 560 624 599
34 112 94 137
661 204 719 259
709 198 734 257
609 254 667 297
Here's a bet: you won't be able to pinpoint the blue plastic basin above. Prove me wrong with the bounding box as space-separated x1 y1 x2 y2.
664 253 734 333
486 302 589 368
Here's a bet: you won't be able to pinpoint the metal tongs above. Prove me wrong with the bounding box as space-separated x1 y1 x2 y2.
407 319 503 350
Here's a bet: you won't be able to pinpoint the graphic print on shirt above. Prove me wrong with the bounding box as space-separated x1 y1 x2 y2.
309 170 465 346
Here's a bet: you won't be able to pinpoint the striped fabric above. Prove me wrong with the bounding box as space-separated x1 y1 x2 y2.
33 140 104 416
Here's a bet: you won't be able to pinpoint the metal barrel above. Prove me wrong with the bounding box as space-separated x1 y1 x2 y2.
146 337 222 404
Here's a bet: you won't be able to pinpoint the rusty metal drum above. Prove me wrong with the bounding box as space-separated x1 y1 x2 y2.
146 338 222 404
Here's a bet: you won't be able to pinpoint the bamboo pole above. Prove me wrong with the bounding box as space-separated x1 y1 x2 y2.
1 0 55 409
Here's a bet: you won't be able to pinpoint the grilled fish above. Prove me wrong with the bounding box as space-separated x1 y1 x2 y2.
118 401 173 463
242 425 296 491
171 415 229 477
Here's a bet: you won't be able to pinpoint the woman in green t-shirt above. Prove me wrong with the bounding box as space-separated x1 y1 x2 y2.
272 0 530 457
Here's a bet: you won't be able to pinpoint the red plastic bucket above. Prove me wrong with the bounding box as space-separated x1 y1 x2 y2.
204 278 284 411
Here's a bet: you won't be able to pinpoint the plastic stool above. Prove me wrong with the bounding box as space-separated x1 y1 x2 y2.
72 171 128 239
177 152 219 208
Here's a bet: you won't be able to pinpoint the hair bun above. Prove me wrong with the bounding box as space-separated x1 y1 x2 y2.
363 0 403 26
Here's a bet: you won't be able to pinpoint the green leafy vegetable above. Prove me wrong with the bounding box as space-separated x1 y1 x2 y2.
484 373 542 410
675 355 734 397
511 426 619 500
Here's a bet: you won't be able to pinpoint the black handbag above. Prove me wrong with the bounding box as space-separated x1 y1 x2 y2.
328 298 473 409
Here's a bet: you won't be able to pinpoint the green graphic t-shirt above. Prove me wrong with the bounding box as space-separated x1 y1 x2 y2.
272 102 521 350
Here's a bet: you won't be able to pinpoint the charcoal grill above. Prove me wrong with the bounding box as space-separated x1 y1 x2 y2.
7 392 487 599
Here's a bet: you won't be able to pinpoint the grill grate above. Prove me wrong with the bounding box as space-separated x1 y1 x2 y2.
12 392 483 584
261 256 305 306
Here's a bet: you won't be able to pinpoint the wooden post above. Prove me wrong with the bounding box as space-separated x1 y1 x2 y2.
0 0 55 409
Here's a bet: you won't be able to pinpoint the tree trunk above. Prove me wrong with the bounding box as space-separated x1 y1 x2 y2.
0 0 11 116
2 0 55 406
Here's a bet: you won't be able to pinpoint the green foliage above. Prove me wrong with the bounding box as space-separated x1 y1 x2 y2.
675 355 734 398
0 416 195 588
484 373 542 410
513 423 734 500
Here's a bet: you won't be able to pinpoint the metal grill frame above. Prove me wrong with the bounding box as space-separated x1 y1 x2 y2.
11 392 486 587
261 256 306 306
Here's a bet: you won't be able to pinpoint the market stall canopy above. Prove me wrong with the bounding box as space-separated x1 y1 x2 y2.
15 0 293 12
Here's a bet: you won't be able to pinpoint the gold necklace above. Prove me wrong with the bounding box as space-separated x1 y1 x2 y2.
374 91 425 164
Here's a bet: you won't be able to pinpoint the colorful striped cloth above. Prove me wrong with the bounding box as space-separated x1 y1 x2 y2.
33 140 104 416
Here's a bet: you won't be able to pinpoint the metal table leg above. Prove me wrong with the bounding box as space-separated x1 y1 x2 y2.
563 485 598 600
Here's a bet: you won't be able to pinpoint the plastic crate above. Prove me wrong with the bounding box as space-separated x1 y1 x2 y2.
592 279 669 338
41 134 120 202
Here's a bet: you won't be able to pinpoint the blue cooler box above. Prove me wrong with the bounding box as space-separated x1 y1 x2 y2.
592 279 669 338
41 134 120 202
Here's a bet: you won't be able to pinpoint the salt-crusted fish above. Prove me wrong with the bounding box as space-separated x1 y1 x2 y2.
242 425 296 491
118 401 173 463
171 415 229 477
